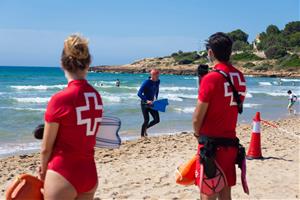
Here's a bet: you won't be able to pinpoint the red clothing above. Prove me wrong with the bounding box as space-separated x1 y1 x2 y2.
198 63 246 138
196 144 238 187
45 79 103 193
196 63 246 190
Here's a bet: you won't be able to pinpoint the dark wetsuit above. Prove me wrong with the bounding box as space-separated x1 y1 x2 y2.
137 79 160 136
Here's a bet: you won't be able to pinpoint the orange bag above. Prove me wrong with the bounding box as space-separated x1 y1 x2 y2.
175 155 197 185
6 174 44 200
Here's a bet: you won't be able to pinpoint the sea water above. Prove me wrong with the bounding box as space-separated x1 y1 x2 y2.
0 66 299 157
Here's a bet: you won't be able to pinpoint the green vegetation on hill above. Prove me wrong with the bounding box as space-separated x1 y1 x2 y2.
171 51 199 64
227 29 252 52
171 50 207 65
256 21 300 58
278 55 300 69
166 21 300 70
231 52 263 61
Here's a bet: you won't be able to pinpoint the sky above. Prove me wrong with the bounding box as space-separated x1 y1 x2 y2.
0 0 299 67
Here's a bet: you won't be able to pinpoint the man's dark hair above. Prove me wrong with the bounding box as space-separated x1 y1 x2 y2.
206 32 233 62
287 90 292 94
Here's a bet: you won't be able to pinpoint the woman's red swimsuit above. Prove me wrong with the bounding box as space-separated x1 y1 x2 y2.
45 79 103 194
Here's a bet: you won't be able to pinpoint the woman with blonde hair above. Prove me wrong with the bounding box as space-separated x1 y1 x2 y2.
39 34 103 200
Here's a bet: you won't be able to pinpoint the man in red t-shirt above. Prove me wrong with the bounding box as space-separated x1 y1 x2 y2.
193 32 246 199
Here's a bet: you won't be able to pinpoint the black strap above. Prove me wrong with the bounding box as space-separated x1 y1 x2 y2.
214 69 243 114
198 136 240 147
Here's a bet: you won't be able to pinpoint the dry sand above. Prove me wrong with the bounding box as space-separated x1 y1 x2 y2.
0 117 299 199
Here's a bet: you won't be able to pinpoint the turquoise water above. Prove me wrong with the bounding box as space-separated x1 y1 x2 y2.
0 66 299 156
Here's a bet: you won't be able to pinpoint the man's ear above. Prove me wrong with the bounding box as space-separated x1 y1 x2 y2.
208 49 214 58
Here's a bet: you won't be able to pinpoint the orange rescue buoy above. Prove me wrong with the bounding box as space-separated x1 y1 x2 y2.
175 155 197 185
6 174 43 200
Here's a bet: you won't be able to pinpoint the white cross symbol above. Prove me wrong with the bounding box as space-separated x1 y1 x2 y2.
224 72 246 106
76 92 103 136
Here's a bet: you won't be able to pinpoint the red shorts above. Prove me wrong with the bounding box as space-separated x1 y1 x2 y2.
48 155 98 194
196 144 238 187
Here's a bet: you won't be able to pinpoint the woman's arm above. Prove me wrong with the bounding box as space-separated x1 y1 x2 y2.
192 100 209 137
39 122 59 180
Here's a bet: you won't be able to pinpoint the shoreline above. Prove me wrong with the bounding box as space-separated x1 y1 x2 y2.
0 114 298 159
89 65 300 78
1 116 299 199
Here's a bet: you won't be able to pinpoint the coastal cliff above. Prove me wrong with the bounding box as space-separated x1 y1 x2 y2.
90 55 300 77
90 21 300 77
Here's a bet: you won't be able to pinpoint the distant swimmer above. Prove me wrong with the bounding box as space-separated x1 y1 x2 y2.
137 69 160 137
287 90 297 115
116 79 120 87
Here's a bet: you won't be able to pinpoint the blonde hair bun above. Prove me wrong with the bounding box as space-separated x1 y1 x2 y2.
64 34 89 60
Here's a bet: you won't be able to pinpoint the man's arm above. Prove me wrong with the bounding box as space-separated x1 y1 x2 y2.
192 100 209 137
137 81 147 101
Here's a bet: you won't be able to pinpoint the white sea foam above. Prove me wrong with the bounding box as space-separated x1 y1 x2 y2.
0 106 45 112
94 81 120 86
95 84 197 92
160 86 197 92
258 82 272 86
94 83 139 90
178 94 198 99
174 107 195 113
244 103 262 108
95 84 116 89
249 90 288 97
0 142 40 157
159 93 197 101
102 96 122 103
160 94 183 101
121 86 139 90
183 77 198 80
11 84 66 90
280 78 300 82
175 103 261 110
101 91 137 103
265 92 288 97
21 108 46 111
246 93 253 98
13 97 50 103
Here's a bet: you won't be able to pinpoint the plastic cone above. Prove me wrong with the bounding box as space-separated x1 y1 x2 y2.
246 112 263 159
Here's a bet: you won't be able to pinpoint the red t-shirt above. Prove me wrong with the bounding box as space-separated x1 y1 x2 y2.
45 79 103 159
198 63 246 138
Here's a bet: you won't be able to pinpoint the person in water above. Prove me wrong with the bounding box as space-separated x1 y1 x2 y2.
116 79 120 87
192 32 246 199
287 90 297 115
137 69 160 137
39 34 103 200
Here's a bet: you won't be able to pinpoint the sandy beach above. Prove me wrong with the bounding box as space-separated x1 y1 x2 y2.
0 116 299 199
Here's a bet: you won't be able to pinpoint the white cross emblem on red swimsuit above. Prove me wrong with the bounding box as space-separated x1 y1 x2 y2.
224 72 246 106
76 92 103 136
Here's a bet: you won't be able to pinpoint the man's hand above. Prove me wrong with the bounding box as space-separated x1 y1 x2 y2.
147 100 153 105
193 132 200 138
